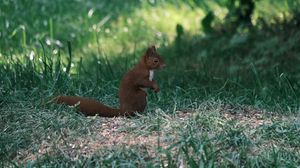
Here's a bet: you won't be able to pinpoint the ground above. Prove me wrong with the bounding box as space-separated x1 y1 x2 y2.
8 100 299 167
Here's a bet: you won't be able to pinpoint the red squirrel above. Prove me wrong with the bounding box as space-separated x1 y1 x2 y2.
53 46 166 117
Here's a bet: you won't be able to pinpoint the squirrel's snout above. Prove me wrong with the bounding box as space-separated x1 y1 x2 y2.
160 64 166 69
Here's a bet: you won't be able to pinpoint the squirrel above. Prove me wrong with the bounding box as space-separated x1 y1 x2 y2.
53 46 166 117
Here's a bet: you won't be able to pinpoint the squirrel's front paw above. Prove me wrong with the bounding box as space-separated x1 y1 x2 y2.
151 81 160 93
153 87 160 93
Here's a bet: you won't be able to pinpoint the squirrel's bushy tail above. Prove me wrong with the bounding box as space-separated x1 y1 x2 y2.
53 96 121 117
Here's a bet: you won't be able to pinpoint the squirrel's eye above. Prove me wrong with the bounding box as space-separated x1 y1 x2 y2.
154 59 159 63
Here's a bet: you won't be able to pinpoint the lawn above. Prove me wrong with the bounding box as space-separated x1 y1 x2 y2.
1 0 300 167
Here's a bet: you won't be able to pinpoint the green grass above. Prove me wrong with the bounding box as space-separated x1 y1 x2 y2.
1 0 300 167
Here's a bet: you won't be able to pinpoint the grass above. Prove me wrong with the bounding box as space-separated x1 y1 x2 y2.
1 0 300 167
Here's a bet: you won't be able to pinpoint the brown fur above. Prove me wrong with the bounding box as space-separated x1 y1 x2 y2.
53 46 166 117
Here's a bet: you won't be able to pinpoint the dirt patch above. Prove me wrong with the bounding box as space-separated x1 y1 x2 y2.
15 115 179 163
219 104 281 129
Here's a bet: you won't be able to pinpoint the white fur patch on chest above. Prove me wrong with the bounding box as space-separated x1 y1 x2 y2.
149 70 154 81
140 70 155 92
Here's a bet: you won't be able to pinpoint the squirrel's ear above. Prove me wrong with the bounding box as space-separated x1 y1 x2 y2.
146 45 156 56
150 45 156 51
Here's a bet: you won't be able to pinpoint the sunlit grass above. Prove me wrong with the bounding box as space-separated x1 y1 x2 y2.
80 2 205 59
254 0 298 23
